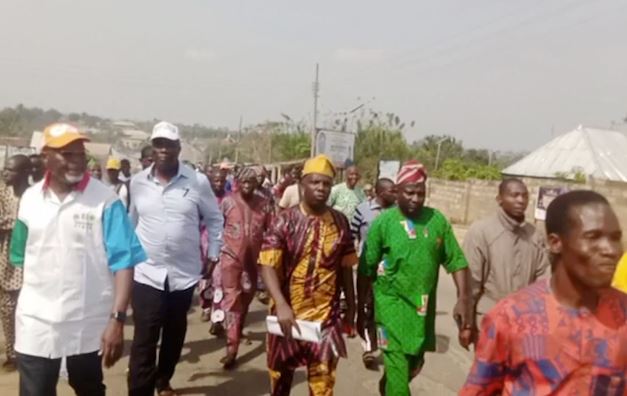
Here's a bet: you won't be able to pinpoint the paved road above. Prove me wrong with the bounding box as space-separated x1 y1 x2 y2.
0 230 473 395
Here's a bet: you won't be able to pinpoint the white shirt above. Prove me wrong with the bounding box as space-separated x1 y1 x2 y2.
278 183 300 209
12 176 145 358
130 163 223 292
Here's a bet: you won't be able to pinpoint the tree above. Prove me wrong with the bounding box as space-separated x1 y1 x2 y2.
412 135 464 171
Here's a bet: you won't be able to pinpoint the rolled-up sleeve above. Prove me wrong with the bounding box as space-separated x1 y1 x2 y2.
463 224 488 303
197 176 223 259
103 199 147 272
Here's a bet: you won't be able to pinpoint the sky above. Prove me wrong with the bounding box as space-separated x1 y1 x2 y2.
1 0 626 151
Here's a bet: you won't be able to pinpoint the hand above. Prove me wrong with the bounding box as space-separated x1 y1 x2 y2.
453 297 476 350
458 327 479 351
202 257 219 278
101 320 124 368
276 302 300 341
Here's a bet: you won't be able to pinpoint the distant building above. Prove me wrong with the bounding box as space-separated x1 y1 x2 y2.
503 125 627 183
30 131 112 161
119 129 150 150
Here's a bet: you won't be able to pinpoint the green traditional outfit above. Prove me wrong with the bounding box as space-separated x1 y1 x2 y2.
359 206 467 396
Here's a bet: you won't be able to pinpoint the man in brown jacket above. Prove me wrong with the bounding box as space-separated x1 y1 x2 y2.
463 178 549 326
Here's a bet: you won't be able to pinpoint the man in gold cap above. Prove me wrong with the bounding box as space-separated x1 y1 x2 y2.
105 157 130 209
259 154 357 396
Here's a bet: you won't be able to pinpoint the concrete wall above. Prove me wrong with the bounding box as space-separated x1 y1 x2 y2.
426 177 627 228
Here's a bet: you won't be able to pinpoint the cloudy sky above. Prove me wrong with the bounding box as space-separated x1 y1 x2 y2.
1 0 626 150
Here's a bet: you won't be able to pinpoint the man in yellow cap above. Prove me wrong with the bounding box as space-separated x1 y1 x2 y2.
259 154 357 396
10 123 145 395
106 157 130 209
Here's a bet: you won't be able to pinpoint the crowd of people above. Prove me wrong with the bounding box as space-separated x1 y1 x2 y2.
0 120 625 396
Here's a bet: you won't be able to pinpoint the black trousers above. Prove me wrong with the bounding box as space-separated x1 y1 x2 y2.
128 281 195 396
17 351 105 396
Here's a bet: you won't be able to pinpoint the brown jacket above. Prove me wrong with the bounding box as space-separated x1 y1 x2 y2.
463 208 549 315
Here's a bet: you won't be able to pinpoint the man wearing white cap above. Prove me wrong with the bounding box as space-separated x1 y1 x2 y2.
128 121 223 396
10 123 146 395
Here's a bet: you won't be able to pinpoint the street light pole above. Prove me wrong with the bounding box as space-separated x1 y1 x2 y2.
311 63 319 157
434 137 449 171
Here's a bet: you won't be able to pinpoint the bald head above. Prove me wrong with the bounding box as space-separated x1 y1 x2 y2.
3 154 31 186
375 178 394 193
345 165 360 189
11 154 31 171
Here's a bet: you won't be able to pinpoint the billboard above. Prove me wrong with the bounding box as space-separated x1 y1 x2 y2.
534 186 569 221
0 145 36 168
378 160 400 180
315 130 355 166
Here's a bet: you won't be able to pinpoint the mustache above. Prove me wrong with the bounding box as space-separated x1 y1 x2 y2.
65 172 85 184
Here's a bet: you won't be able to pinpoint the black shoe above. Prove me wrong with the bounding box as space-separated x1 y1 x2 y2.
209 322 225 337
363 352 378 371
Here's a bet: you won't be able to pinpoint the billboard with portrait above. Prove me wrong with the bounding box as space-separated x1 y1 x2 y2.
315 130 355 167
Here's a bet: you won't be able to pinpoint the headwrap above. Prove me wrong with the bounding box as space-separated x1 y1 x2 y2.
303 155 335 178
237 166 258 181
396 160 428 185
251 165 264 177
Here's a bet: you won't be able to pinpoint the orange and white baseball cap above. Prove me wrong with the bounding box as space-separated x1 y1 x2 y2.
43 123 89 149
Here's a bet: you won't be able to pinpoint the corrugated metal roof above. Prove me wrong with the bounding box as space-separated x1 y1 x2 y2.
502 126 627 182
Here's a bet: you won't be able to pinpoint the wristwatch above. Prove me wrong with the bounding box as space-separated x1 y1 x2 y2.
110 311 127 323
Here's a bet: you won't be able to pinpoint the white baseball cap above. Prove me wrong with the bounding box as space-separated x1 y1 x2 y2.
151 121 180 141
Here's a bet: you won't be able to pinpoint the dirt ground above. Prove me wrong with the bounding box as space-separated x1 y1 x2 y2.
0 228 473 396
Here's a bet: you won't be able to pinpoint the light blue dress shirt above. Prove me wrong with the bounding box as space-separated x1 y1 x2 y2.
129 163 223 291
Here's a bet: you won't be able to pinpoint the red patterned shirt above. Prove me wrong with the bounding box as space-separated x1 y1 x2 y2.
460 279 627 396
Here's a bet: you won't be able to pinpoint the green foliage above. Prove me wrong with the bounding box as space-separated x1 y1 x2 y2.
412 135 464 170
271 132 311 161
553 169 587 184
351 111 413 181
0 104 64 136
0 104 519 182
433 159 501 181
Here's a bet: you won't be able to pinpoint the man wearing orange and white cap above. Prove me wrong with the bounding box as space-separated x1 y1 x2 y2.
105 157 130 209
9 123 145 396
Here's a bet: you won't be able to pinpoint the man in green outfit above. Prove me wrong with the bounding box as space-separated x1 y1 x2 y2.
357 160 475 396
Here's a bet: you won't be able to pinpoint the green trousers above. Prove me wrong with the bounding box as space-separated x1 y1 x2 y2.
379 351 425 396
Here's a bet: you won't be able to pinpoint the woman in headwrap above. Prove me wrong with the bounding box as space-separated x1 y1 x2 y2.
215 166 273 369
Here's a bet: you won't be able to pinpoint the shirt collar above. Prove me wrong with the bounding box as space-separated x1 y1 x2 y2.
497 207 525 232
146 162 190 184
42 171 90 193
369 199 382 211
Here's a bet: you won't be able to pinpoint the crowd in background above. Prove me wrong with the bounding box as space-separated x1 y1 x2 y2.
0 121 625 396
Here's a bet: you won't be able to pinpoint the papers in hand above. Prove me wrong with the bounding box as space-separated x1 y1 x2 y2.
266 315 322 343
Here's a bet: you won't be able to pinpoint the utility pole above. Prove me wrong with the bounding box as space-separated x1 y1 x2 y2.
235 115 243 163
311 63 319 157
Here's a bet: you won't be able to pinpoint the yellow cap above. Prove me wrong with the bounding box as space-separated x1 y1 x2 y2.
106 157 122 170
303 155 336 178
43 123 89 149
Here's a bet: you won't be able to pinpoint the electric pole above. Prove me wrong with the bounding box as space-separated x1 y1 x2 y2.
311 63 319 157
235 115 243 163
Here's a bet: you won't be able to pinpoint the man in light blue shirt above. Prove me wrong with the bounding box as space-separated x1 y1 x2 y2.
128 121 223 396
